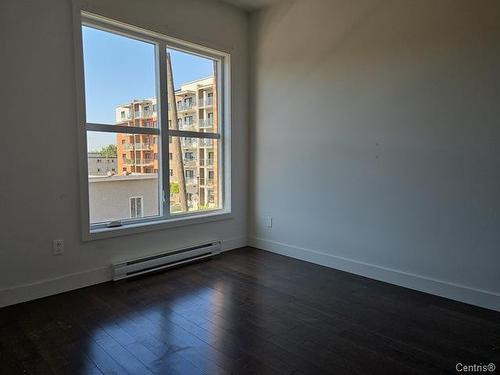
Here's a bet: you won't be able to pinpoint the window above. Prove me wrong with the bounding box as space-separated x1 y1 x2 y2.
77 11 229 238
129 196 143 218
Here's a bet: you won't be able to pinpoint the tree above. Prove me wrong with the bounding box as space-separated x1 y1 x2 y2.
166 53 188 212
170 182 179 194
99 144 117 158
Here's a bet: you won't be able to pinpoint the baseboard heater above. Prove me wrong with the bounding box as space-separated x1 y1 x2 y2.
112 241 222 281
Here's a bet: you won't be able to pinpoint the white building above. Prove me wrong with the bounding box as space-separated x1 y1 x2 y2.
88 152 117 176
88 174 159 223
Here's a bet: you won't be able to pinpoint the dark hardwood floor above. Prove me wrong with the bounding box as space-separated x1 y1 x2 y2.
1 247 499 374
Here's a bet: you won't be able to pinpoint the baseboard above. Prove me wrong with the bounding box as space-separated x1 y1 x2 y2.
0 236 248 309
249 237 500 312
0 266 112 308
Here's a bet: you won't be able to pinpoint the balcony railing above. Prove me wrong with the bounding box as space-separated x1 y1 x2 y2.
177 101 196 111
181 139 198 148
199 139 213 147
198 119 213 128
199 159 214 167
122 143 153 150
179 123 197 131
200 97 214 107
142 110 156 118
124 158 155 165
183 158 197 166
199 178 215 186
185 176 197 184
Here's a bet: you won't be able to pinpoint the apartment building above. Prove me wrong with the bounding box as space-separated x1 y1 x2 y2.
87 152 117 176
115 77 218 213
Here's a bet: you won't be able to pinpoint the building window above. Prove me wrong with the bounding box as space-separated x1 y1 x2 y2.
129 196 143 218
77 11 229 238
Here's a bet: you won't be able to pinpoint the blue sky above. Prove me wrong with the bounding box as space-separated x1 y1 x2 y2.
82 26 213 151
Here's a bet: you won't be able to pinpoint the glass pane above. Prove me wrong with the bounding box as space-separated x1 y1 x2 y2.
82 26 158 127
166 48 219 134
87 131 160 224
170 137 220 214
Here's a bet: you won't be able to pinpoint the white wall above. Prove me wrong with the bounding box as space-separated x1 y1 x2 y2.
0 0 248 306
249 0 500 311
88 176 159 222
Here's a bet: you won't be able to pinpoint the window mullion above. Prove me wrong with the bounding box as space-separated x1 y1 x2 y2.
86 123 160 135
157 41 170 219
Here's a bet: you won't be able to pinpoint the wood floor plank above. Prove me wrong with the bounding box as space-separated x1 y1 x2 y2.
1 247 499 375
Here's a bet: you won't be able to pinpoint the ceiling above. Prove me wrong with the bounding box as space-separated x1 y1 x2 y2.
220 0 279 11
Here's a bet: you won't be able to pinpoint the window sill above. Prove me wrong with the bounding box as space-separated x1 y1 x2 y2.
84 211 232 241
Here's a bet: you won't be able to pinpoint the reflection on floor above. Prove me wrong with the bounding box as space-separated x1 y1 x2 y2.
1 247 499 374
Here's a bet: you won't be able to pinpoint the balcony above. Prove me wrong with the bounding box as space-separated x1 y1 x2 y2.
121 110 156 120
177 101 196 111
142 110 156 118
199 178 214 186
181 139 198 148
124 158 155 166
198 119 213 128
179 122 197 131
183 158 197 167
199 97 214 107
199 159 214 167
122 143 154 151
185 176 197 185
199 139 213 147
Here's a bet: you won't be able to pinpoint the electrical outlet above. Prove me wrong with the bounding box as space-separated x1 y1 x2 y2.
53 239 64 255
265 216 273 228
